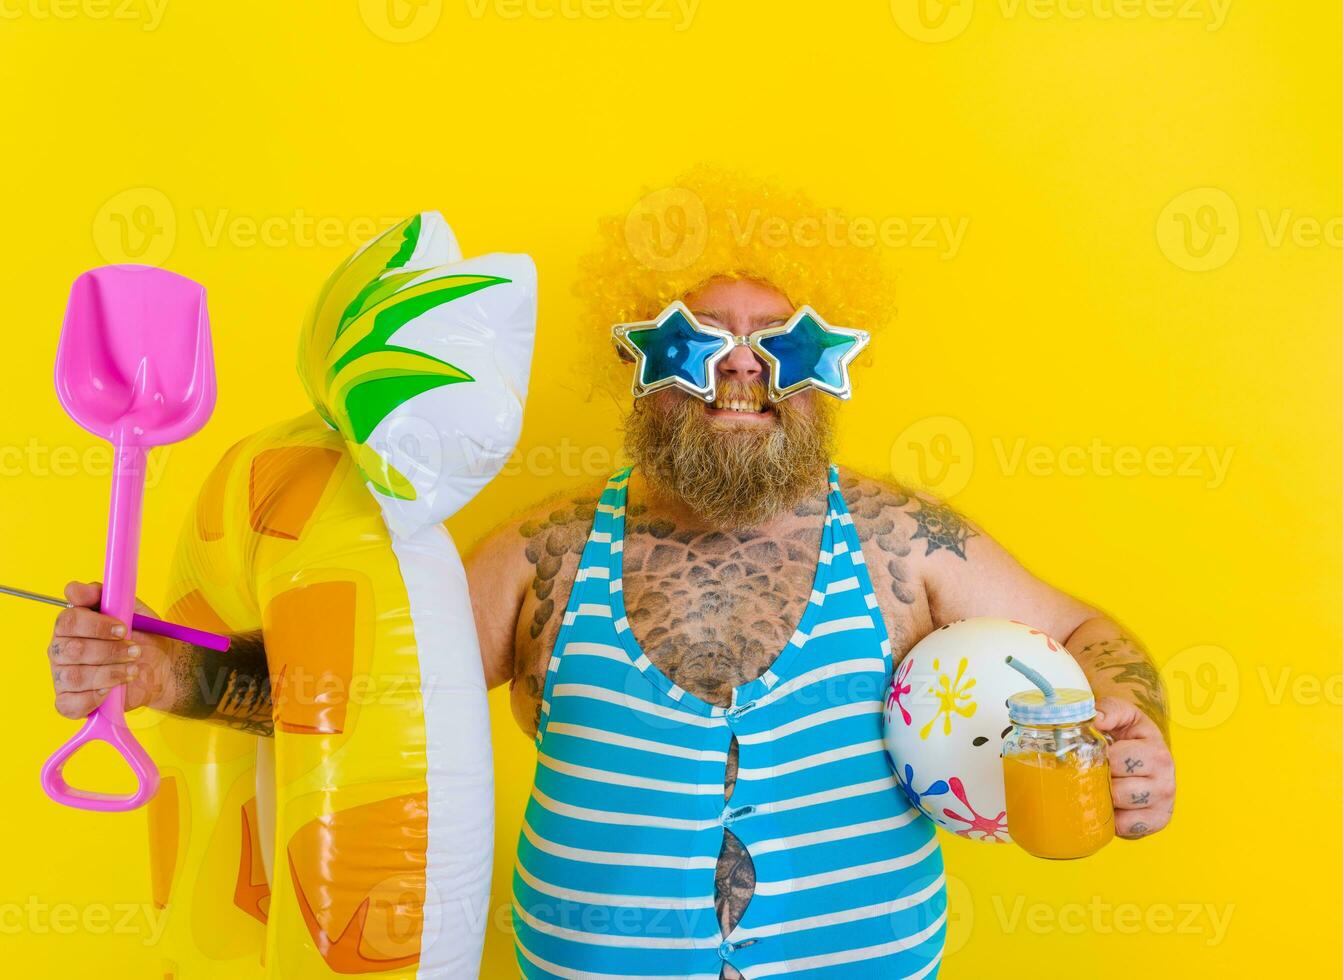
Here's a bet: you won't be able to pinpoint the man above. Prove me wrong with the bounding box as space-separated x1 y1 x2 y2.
47 173 1174 979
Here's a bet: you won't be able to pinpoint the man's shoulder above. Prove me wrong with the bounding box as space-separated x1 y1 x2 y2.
834 466 979 560
466 477 610 585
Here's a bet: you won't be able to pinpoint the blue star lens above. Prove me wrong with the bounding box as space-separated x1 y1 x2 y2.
757 312 855 391
628 308 728 392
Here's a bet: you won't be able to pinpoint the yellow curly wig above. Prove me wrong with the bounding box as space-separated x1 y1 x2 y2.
576 165 898 397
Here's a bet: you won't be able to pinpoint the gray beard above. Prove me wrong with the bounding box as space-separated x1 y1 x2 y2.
623 390 834 529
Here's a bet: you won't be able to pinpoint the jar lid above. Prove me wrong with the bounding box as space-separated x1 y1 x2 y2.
1006 688 1096 726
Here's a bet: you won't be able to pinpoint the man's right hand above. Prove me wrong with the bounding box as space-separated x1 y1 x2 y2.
48 581 178 720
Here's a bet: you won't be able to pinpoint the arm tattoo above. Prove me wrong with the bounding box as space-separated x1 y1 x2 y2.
519 496 598 642
1077 636 1170 739
166 631 273 736
907 496 977 560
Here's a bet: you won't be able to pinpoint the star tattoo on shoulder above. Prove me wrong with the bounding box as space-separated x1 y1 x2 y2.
908 497 978 560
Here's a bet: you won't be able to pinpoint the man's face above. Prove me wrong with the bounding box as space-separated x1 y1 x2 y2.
623 278 836 528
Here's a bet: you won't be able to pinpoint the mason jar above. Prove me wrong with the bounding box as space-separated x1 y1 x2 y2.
1001 688 1114 860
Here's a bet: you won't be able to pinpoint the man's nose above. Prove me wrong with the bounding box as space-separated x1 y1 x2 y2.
718 342 763 383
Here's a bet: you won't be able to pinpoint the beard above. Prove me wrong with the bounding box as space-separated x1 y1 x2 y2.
623 380 835 529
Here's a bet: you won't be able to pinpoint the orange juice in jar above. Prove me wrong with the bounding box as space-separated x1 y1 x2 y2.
1002 686 1114 860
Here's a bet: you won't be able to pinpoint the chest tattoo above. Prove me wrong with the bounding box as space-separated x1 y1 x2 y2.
512 473 937 969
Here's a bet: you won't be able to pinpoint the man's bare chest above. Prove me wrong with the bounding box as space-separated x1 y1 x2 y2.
619 522 822 708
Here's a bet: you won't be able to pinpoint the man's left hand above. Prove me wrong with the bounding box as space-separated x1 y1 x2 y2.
1094 697 1175 839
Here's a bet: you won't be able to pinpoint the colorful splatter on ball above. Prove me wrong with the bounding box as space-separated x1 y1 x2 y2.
882 617 1091 844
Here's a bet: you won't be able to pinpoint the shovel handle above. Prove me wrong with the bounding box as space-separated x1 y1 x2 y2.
42 444 159 811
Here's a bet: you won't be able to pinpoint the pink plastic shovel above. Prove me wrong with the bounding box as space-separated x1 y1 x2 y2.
41 265 217 812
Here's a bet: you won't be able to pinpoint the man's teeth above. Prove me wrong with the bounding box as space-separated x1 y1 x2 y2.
714 396 764 412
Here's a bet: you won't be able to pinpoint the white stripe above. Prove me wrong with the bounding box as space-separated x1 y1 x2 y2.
808 589 825 605
576 565 610 581
761 774 899 815
851 549 867 565
745 907 947 977
516 861 716 910
561 641 628 663
865 593 878 608
750 808 921 856
596 503 626 517
515 938 719 980
611 538 624 553
735 738 887 781
545 722 728 763
833 539 850 555
531 787 721 831
736 701 880 745
550 683 722 728
836 511 854 526
732 873 945 940
388 525 493 979
522 820 718 870
806 615 875 639
572 602 612 619
513 901 717 950
610 577 624 592
751 658 885 711
818 550 833 565
752 835 941 896
590 530 612 544
826 575 859 595
539 753 722 795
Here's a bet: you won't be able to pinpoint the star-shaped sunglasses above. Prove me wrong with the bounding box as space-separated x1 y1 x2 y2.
612 301 870 403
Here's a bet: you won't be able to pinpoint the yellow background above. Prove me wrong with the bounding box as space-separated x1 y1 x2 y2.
1 1 1338 976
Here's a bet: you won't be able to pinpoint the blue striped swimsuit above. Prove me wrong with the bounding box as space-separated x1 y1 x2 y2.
513 467 947 979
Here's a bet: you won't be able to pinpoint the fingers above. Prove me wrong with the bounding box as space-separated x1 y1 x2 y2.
1111 775 1173 811
1093 696 1164 743
49 636 141 668
63 580 102 608
1107 737 1172 779
52 661 140 694
54 689 108 720
1115 805 1173 840
54 605 129 642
